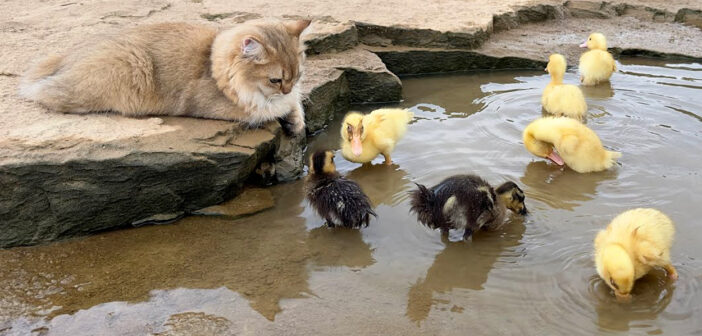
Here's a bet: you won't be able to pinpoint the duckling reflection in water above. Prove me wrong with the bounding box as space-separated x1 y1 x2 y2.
519 161 618 211
304 150 376 228
410 174 527 241
593 269 675 332
307 226 375 269
579 81 614 100
346 163 411 207
406 216 526 322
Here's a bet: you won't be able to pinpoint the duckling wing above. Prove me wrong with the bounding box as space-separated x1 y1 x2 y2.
442 184 498 232
634 240 667 266
306 180 339 220
476 208 498 230
368 109 412 151
331 178 376 227
373 134 397 153
557 134 580 156
632 227 671 267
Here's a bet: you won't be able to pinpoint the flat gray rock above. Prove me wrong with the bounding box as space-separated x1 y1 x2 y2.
192 188 275 218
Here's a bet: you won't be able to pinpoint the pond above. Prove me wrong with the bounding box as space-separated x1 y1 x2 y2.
1 58 702 335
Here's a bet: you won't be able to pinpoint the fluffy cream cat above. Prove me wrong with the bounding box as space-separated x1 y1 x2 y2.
20 19 311 134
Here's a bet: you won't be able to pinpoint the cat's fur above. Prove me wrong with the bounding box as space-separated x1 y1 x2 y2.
19 19 310 134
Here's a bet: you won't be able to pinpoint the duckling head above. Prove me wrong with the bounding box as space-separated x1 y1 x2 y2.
580 33 607 51
341 112 366 157
495 181 528 215
522 130 565 166
309 150 337 176
546 54 567 82
601 244 635 299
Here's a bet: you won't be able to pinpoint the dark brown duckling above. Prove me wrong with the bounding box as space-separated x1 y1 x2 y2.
305 150 377 228
409 174 527 240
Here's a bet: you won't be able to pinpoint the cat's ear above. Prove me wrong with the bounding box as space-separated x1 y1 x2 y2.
241 37 267 63
285 19 311 37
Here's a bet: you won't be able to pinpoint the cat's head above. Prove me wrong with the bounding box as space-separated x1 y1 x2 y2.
211 19 311 105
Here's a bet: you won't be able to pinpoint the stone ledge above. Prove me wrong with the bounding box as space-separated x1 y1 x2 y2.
674 8 702 28
477 11 702 65
356 22 490 49
493 4 567 32
303 48 402 132
0 117 281 247
369 47 548 76
304 20 359 55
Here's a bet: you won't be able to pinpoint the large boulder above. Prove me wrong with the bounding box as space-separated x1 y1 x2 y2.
0 98 283 247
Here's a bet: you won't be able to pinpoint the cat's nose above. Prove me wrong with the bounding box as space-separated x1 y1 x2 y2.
281 85 292 94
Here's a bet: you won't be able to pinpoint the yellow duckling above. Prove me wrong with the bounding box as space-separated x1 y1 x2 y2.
522 117 621 173
579 33 616 86
542 54 587 120
340 108 413 165
595 208 677 300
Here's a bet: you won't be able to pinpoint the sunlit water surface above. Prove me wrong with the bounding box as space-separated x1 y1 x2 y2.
2 58 702 335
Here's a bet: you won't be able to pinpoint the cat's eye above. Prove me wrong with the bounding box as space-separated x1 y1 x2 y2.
269 78 282 84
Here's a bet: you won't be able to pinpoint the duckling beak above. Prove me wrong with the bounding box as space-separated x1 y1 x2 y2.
544 67 548 72
579 40 588 48
351 136 363 157
615 292 632 302
546 150 565 166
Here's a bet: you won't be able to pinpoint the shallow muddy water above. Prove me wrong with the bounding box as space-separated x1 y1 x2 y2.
2 58 702 335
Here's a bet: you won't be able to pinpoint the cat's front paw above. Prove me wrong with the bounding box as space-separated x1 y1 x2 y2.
279 113 305 137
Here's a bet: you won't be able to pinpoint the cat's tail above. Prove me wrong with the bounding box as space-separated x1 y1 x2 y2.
24 54 63 82
19 54 64 100
18 54 80 112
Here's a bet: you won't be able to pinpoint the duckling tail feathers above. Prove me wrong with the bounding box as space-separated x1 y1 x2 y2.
409 182 436 219
608 150 622 159
363 209 377 227
405 110 415 121
411 182 433 200
606 150 622 167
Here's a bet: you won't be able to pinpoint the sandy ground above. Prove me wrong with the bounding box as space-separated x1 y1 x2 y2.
2 0 700 75
1 0 701 149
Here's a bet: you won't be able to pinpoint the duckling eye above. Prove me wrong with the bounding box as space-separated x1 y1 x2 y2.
269 78 282 84
610 279 619 290
588 38 592 41
347 124 352 133
360 125 364 133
